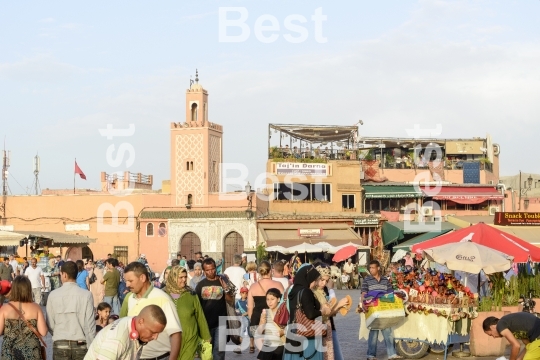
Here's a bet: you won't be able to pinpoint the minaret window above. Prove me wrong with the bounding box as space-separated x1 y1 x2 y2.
191 103 198 122
187 194 193 205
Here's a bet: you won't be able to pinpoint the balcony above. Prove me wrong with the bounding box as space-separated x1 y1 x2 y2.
268 123 360 163
378 159 493 172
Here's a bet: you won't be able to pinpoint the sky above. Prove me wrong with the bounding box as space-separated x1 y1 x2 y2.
0 0 539 195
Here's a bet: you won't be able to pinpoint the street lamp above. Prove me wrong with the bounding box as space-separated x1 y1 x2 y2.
245 182 254 219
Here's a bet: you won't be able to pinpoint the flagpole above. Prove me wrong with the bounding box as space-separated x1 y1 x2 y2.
74 158 76 194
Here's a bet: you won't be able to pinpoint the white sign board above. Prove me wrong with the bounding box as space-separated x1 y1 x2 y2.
276 162 328 176
0 225 14 231
65 224 90 231
298 228 323 237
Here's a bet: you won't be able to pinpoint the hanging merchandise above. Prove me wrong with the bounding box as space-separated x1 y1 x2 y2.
368 228 373 247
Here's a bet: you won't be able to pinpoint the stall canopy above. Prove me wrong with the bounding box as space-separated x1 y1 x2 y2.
421 186 503 204
392 230 454 251
0 230 27 246
382 221 459 246
259 223 362 247
411 222 540 263
363 185 423 199
14 231 96 244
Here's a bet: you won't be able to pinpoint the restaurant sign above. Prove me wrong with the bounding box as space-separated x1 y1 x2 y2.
298 228 323 237
276 162 328 176
354 218 379 226
494 212 540 226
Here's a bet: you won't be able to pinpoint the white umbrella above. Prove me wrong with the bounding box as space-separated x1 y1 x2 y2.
286 242 326 254
391 249 408 263
313 242 338 252
265 245 289 254
328 242 369 254
423 241 513 275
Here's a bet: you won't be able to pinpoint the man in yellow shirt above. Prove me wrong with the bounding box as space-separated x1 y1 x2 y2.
120 262 182 360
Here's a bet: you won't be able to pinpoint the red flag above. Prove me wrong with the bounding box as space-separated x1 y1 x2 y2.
75 161 86 180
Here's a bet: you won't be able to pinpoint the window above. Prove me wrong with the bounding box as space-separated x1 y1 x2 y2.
187 194 193 205
146 223 154 237
445 200 466 211
311 183 331 202
273 183 331 202
342 194 355 209
158 223 167 237
191 103 198 122
212 161 217 173
186 161 189 171
186 161 194 171
113 246 128 266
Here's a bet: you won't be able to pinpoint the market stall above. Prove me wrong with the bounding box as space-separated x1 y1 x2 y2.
359 240 512 359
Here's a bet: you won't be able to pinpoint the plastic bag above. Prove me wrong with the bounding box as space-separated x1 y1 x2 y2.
199 340 213 360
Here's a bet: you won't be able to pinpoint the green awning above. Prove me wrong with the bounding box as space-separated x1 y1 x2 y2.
382 221 459 246
363 185 422 199
392 230 454 251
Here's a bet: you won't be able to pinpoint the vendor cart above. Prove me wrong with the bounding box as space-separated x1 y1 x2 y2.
359 301 476 359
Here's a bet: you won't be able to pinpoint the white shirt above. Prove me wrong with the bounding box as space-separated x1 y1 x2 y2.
9 260 18 274
343 263 355 273
223 265 247 299
272 277 290 290
25 266 43 288
84 317 143 360
125 287 182 359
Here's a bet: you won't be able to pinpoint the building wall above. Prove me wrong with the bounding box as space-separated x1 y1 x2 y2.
1 192 171 261
265 160 363 214
168 217 257 259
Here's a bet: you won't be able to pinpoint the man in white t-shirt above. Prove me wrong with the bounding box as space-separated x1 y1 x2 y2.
24 257 45 304
271 260 290 290
223 254 246 299
120 262 182 360
85 305 167 360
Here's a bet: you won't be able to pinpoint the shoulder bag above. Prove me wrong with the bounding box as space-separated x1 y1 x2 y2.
273 285 291 326
8 303 47 360
294 289 327 338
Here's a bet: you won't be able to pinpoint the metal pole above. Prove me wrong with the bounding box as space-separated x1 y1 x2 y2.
519 171 522 211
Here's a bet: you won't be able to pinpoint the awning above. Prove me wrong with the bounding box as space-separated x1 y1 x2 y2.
363 185 422 199
422 186 503 204
382 221 460 246
0 230 27 246
392 230 454 251
260 223 362 247
14 231 96 244
491 226 540 245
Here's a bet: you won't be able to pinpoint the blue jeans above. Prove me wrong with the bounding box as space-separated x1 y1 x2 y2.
103 295 120 315
240 316 249 338
210 326 226 360
367 328 397 358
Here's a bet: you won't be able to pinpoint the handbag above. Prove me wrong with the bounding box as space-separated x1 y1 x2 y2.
89 272 97 284
8 303 47 360
294 289 327 338
274 285 291 326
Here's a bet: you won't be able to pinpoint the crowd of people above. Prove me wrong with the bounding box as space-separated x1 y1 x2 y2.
0 249 537 360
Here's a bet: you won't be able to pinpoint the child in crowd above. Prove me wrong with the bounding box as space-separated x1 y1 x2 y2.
256 288 285 360
341 270 350 288
234 287 250 354
95 302 114 333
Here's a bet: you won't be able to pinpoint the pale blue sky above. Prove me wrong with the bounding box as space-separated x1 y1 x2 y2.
1 1 539 194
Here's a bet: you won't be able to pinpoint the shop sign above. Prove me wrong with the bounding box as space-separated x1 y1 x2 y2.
354 218 379 226
494 212 540 226
0 225 14 231
65 223 91 231
276 162 328 176
298 228 323 237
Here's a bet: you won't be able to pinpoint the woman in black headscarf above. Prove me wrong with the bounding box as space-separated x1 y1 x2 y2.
283 264 331 360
